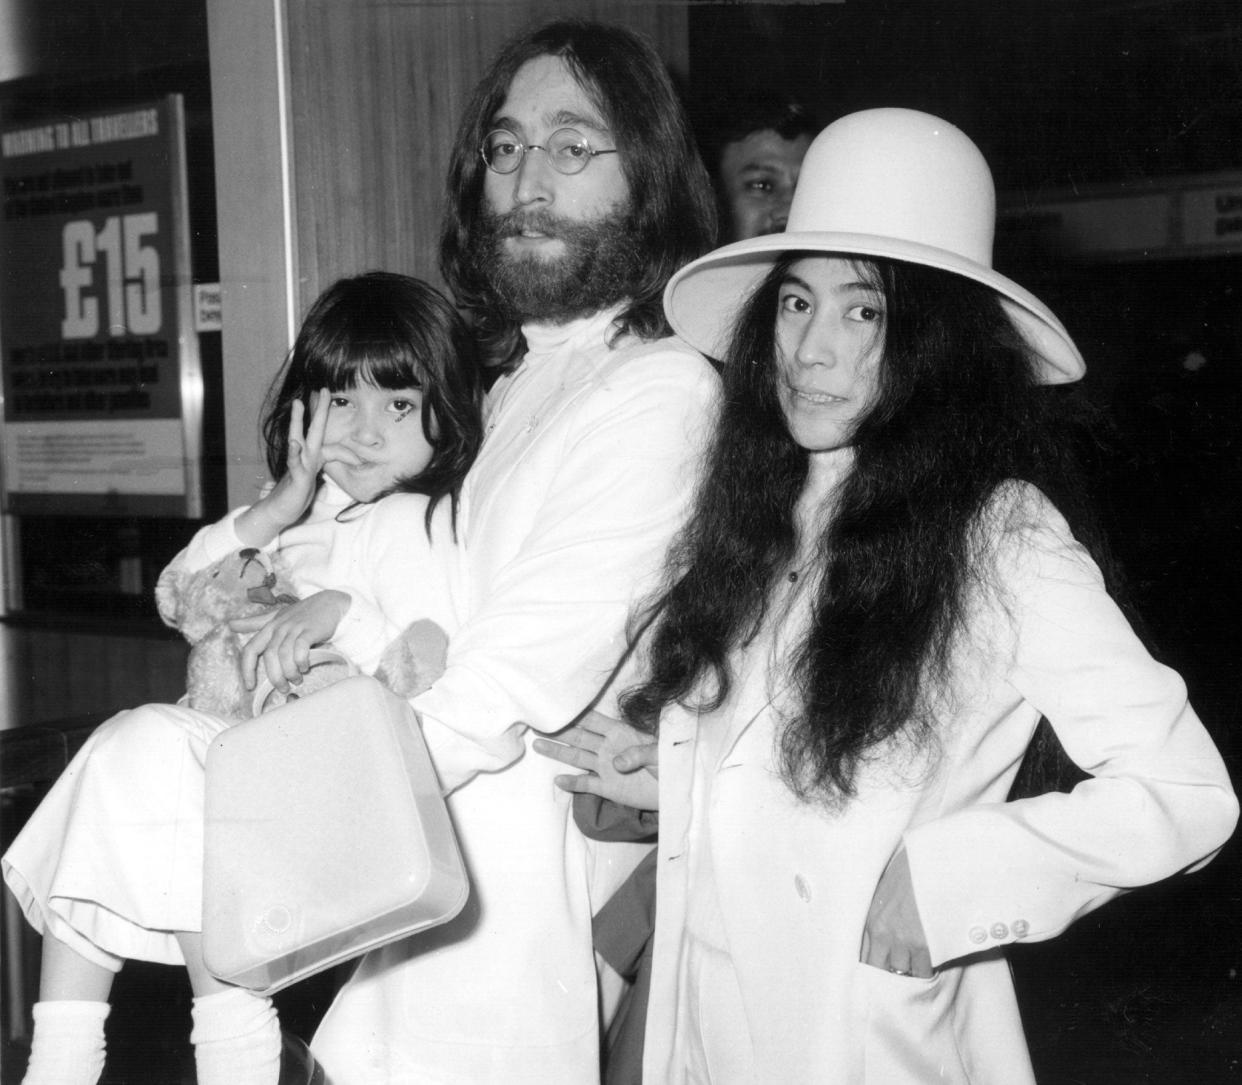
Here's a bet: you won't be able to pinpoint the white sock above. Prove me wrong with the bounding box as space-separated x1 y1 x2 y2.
189 987 281 1085
22 1000 109 1085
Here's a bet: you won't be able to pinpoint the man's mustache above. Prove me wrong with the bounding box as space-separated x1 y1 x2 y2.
490 208 568 239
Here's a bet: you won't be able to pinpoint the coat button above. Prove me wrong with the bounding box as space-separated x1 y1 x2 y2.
1013 919 1030 938
968 926 987 944
991 922 1009 940
793 874 812 902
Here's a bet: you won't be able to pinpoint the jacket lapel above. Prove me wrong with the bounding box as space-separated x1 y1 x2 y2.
713 648 785 769
713 582 815 767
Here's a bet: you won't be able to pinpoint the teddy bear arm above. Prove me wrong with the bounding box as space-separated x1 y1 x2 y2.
374 619 450 699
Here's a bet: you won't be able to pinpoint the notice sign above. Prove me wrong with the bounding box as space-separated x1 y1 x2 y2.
0 95 202 516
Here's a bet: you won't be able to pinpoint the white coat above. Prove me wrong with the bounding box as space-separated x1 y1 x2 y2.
644 480 1238 1084
1 486 456 971
312 309 719 1084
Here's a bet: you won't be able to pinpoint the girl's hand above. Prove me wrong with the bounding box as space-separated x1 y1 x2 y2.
263 391 330 525
533 712 660 810
233 589 352 692
237 391 357 546
860 845 934 978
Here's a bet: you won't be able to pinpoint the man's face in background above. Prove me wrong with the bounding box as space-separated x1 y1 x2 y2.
718 128 811 241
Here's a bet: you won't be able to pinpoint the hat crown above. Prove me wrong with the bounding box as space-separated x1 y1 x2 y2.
786 108 996 268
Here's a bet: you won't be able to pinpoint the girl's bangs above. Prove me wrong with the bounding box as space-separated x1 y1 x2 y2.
308 336 425 390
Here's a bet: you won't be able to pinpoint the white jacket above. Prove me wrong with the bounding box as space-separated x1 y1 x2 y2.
644 482 1237 1083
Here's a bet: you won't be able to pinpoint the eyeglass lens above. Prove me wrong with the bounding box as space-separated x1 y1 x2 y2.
482 128 596 175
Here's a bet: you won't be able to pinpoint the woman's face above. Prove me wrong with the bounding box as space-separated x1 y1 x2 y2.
774 256 885 454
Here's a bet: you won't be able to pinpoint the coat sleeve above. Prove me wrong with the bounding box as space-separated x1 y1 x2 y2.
326 495 453 677
412 346 719 792
903 489 1238 967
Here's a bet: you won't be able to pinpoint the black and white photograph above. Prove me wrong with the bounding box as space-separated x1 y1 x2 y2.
1 2 1239 1082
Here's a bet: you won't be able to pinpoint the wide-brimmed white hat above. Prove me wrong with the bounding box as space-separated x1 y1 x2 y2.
665 108 1084 384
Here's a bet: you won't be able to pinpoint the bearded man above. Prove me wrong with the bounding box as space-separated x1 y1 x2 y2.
310 20 719 1085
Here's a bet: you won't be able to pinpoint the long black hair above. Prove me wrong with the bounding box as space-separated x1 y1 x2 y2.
260 272 483 531
621 254 1113 803
439 19 717 368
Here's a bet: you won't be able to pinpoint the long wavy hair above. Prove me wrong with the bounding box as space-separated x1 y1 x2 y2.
260 272 483 533
440 19 717 368
620 255 1112 803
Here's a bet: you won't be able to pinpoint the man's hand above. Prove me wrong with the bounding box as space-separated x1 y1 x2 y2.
234 589 352 692
533 711 659 810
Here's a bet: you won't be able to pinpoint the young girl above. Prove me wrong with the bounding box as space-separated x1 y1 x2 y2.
3 271 482 1085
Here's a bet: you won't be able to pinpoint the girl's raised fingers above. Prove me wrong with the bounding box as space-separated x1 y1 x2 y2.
304 387 331 454
287 398 305 453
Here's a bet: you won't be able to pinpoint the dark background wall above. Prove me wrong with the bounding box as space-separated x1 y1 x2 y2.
688 0 1242 189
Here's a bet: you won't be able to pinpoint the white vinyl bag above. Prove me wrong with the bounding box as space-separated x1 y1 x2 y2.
202 674 468 994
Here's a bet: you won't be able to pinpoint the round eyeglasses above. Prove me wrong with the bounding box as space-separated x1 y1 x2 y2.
480 128 618 176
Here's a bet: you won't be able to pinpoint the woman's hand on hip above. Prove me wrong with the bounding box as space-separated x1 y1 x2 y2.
861 845 934 979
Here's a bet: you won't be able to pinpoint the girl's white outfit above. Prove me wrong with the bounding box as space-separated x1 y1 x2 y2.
644 453 1238 1084
310 310 719 1084
2 482 458 972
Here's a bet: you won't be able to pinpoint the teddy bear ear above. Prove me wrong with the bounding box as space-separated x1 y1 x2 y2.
154 564 191 625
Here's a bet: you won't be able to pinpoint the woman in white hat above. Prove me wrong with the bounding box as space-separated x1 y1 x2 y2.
599 109 1236 1081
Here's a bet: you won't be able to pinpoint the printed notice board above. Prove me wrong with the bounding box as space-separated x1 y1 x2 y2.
0 95 203 517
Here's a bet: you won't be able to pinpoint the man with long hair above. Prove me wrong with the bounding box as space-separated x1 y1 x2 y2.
441 21 717 368
310 20 719 1084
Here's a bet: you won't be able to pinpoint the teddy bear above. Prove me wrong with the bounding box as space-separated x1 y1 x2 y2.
156 546 351 720
156 546 449 720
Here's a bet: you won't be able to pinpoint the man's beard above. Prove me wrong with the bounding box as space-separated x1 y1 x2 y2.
473 205 645 325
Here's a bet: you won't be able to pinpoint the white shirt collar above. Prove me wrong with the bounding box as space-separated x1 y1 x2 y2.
520 304 627 359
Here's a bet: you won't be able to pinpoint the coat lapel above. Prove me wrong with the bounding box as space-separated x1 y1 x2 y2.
711 604 806 768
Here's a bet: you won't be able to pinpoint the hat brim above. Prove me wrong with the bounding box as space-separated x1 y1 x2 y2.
664 231 1085 385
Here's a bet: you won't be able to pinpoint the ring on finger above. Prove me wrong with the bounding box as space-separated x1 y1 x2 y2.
888 966 911 976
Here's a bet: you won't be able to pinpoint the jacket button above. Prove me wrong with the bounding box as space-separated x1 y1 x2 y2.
793 874 812 902
1013 919 1030 938
968 926 987 944
991 922 1009 940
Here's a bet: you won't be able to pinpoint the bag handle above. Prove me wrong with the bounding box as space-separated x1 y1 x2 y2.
250 648 359 717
